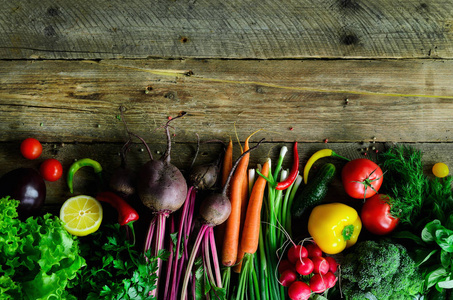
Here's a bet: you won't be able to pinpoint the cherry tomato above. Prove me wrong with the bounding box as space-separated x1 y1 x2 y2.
20 138 42 160
361 194 399 235
341 158 383 199
40 158 63 182
432 162 449 178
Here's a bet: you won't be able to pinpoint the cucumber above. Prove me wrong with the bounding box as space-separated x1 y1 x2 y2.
292 163 336 218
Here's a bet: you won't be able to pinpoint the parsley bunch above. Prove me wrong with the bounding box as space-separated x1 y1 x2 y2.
68 223 165 300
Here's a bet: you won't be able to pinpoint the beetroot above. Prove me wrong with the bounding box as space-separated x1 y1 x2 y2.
180 138 264 299
121 111 188 299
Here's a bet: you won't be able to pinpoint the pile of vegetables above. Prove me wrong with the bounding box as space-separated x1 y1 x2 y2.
1 112 453 300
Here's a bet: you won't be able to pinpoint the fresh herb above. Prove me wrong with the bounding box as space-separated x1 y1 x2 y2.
378 145 428 225
68 223 167 300
392 175 453 298
0 196 85 300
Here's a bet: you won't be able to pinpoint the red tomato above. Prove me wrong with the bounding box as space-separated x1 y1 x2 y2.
40 159 63 182
341 158 383 199
20 138 42 160
361 194 399 235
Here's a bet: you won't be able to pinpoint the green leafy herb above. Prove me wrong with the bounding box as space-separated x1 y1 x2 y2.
378 145 428 225
68 223 166 300
0 196 85 300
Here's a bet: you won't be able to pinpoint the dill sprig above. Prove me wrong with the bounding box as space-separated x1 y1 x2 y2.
378 145 428 225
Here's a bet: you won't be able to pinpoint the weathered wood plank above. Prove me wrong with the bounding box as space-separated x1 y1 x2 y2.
1 0 453 59
1 59 452 143
1 141 451 206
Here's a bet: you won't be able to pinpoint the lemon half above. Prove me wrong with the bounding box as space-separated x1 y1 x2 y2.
60 195 103 236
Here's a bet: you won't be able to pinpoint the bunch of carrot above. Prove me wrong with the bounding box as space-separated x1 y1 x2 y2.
218 134 303 299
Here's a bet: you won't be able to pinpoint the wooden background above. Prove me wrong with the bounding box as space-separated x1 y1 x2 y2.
1 0 452 206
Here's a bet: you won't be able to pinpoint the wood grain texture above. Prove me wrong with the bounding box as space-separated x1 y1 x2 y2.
1 0 453 59
1 59 452 144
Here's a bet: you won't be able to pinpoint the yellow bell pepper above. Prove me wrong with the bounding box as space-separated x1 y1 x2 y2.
307 202 362 254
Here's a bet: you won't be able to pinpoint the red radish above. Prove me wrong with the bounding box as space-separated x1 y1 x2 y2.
295 257 314 276
287 245 308 263
180 139 264 300
324 271 338 288
279 269 297 287
309 274 328 293
288 281 311 300
278 259 295 274
325 256 338 273
312 256 329 275
306 242 323 258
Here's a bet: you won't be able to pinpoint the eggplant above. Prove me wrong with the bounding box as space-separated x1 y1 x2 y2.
0 168 46 218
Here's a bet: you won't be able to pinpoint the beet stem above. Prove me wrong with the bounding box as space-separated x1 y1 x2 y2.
180 224 208 300
221 138 265 195
144 217 157 255
171 186 196 298
204 231 215 286
162 111 187 163
151 213 168 299
209 227 223 288
190 133 200 169
163 215 176 300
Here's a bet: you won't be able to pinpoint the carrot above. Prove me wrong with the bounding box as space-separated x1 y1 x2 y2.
235 160 270 272
221 133 253 267
232 157 251 273
221 138 233 188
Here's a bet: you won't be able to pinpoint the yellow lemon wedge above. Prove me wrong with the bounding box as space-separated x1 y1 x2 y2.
60 195 103 236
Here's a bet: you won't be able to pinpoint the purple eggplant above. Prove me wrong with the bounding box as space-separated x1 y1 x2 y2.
0 168 46 218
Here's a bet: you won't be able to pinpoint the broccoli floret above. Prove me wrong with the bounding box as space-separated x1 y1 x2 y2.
341 240 423 300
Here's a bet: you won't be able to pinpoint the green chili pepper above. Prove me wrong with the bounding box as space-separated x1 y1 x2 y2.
67 158 103 193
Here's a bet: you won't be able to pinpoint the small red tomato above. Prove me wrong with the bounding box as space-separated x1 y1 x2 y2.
342 158 383 199
361 194 399 235
20 138 42 160
40 158 63 182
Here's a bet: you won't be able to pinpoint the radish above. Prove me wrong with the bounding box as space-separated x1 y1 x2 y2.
180 139 264 300
278 259 295 274
312 256 329 275
123 112 188 299
279 269 297 287
324 271 338 288
288 281 311 300
295 257 314 276
325 256 338 273
287 245 308 264
306 242 323 258
309 273 328 293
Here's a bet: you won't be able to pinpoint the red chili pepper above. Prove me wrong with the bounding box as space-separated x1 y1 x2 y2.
275 142 299 190
96 191 139 226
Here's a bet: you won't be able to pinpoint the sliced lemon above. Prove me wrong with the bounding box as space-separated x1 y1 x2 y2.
60 195 103 236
